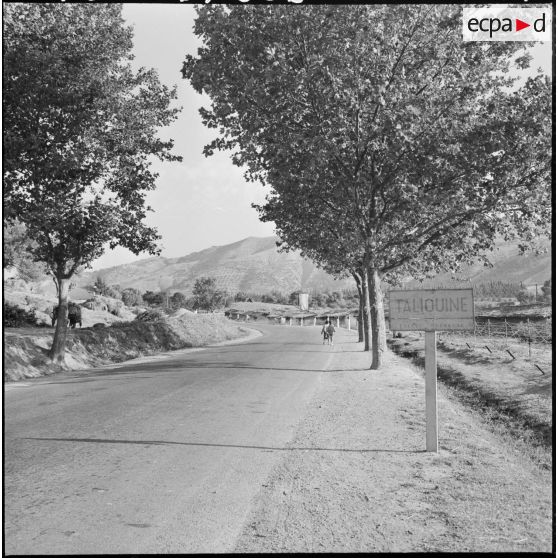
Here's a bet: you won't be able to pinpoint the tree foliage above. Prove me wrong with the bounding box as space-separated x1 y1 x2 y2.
3 4 181 362
192 277 226 311
3 302 39 328
183 5 551 368
121 287 144 307
169 291 188 309
142 291 165 306
88 276 122 299
541 279 552 303
3 220 50 282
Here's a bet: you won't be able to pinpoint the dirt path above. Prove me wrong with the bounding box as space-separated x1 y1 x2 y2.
234 330 552 553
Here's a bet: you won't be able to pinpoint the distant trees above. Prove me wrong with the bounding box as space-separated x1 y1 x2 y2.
311 293 326 308
121 288 143 307
288 291 302 306
541 280 552 303
471 281 550 303
88 277 122 299
473 281 520 299
169 291 188 309
192 277 226 311
184 4 550 370
3 4 181 363
516 287 535 305
142 291 165 306
272 290 289 305
260 290 289 304
88 277 109 296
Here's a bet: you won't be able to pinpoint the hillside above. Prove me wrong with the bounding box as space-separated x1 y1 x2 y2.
76 237 355 296
74 236 550 297
404 240 551 288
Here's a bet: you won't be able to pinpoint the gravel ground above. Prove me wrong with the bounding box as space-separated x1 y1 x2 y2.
234 332 552 553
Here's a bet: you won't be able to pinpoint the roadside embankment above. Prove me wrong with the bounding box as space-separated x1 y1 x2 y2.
4 312 251 382
387 333 552 458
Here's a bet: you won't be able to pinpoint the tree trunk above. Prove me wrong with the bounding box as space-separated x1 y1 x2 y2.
358 292 365 343
52 275 59 296
369 267 387 370
361 267 372 352
49 276 70 365
352 271 364 343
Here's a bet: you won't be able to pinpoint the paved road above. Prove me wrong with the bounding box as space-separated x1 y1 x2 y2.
4 324 341 554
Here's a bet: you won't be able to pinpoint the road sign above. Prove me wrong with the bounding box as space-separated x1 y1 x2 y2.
388 288 474 331
388 288 474 452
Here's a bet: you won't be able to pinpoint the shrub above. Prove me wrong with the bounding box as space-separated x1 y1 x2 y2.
192 277 226 311
142 290 165 306
121 288 143 307
3 302 38 327
135 309 165 322
105 298 125 316
516 288 535 304
88 276 121 299
83 297 108 312
169 291 187 309
541 279 551 303
83 295 124 316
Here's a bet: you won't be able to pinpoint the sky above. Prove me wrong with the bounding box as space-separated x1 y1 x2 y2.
91 4 276 270
89 4 553 271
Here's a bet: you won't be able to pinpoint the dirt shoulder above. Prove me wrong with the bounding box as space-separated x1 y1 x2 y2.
234 328 552 553
388 332 552 451
4 314 253 382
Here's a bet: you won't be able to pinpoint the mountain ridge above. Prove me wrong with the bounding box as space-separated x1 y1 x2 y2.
75 235 551 296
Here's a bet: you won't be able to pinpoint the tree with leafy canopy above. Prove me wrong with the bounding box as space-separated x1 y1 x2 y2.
88 276 121 299
192 277 226 311
169 291 188 309
142 291 165 307
3 4 182 363
516 286 535 305
183 4 550 369
541 279 552 303
121 287 143 307
259 184 373 346
3 220 50 282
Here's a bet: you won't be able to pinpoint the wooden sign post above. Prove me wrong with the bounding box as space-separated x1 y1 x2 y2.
424 330 438 451
389 288 474 452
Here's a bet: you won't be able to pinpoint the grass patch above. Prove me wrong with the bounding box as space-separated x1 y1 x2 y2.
388 336 551 469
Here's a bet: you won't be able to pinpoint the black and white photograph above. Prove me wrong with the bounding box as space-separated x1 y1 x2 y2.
3 1 553 554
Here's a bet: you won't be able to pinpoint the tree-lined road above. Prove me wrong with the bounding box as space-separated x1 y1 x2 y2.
4 326 337 554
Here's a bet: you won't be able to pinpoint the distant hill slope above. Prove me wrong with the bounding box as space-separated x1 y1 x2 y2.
76 237 355 296
405 240 551 288
75 236 551 297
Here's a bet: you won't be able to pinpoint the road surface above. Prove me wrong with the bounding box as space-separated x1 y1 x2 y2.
4 324 338 554
5 324 552 554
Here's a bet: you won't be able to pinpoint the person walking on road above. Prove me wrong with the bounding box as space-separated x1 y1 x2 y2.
321 320 330 344
326 320 336 346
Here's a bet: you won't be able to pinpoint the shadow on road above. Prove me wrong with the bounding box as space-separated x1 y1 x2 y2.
35 360 368 383
23 437 421 454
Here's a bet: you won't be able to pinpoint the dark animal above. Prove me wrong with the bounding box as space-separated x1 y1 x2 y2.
51 304 82 328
